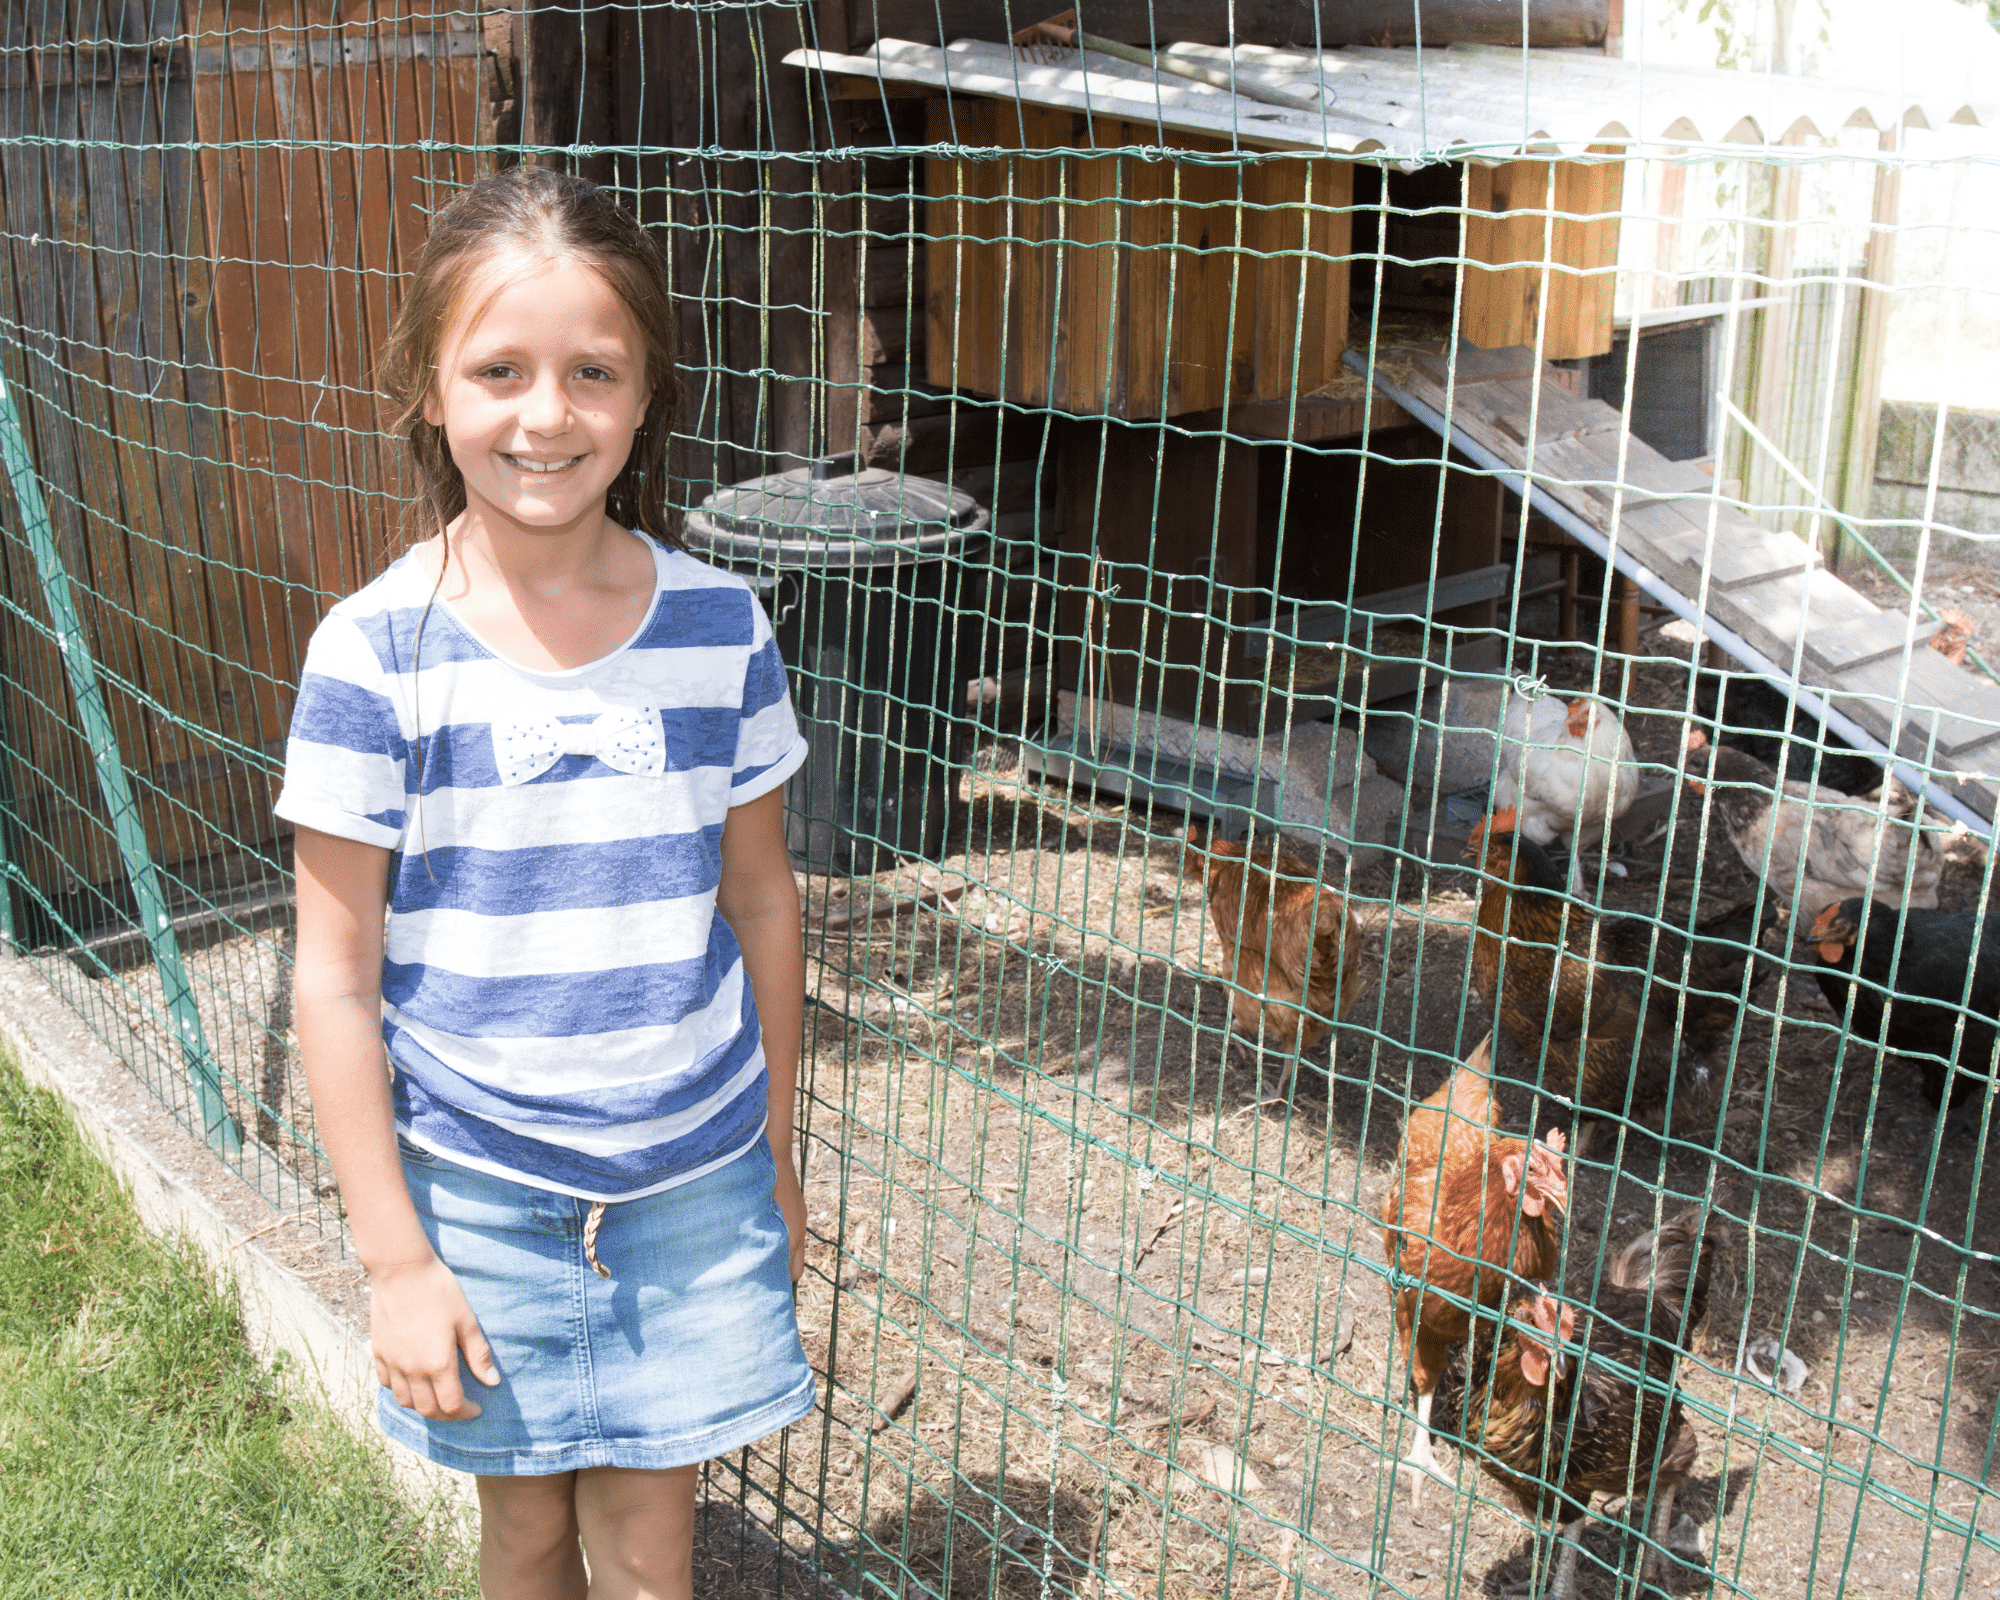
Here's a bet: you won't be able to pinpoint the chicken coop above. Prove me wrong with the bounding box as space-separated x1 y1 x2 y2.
7 2 2000 1598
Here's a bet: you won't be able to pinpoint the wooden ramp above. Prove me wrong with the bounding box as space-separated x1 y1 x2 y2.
1353 344 2000 826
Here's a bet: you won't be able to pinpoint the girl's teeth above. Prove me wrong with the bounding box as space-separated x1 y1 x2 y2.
510 455 576 472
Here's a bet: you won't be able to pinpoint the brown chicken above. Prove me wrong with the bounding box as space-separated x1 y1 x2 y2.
1681 728 1943 922
1469 808 1772 1146
1446 1209 1715 1600
1380 1033 1569 1505
1182 826 1366 1053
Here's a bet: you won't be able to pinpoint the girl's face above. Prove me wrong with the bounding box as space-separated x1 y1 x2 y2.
424 258 651 539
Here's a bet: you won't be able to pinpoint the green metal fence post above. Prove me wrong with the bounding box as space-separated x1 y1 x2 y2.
0 372 240 1153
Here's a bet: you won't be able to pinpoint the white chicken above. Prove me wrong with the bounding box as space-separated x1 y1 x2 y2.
1493 691 1640 851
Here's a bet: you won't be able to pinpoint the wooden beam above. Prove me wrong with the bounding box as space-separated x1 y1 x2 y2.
1835 124 1902 551
519 0 614 184
1461 154 1623 361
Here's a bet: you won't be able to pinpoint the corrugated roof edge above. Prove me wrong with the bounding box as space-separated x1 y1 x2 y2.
786 38 1998 164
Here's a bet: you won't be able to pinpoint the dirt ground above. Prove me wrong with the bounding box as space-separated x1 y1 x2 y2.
758 619 2000 1600
74 606 2000 1600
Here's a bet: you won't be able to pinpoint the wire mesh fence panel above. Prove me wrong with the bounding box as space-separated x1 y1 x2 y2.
6 2 2000 1596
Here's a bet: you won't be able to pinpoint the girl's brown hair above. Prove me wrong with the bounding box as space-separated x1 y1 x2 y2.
381 167 682 548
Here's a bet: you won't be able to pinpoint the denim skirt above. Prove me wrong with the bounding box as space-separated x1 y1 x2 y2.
378 1134 817 1476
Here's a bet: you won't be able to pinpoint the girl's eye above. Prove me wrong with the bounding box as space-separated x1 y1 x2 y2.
576 365 613 382
476 363 518 382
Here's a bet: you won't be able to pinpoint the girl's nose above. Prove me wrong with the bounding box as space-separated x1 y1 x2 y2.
520 373 571 436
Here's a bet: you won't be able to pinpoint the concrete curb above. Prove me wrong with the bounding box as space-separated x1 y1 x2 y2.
0 946 474 1520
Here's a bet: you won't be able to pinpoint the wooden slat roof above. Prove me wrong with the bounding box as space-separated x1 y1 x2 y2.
788 38 2000 163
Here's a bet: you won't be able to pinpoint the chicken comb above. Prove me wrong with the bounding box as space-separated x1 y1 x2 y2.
1808 902 1857 962
1683 727 1708 753
1564 697 1594 738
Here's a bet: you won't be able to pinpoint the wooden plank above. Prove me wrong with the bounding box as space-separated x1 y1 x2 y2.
1454 378 1621 446
86 75 238 876
1161 147 1244 417
192 58 310 739
1644 523 1819 591
1175 389 1415 441
1800 611 1942 680
1239 154 1348 401
999 105 1067 411
158 60 268 774
115 83 257 769
1837 127 1900 531
1822 650 2000 762
1121 136 1177 413
1297 157 1351 395
40 78 163 784
1555 154 1622 358
317 59 388 594
1461 157 1621 360
1702 567 1877 683
1059 125 1123 417
0 82 108 902
1411 344 1544 387
925 95 1002 399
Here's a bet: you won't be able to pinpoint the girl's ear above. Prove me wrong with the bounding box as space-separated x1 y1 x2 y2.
421 385 442 429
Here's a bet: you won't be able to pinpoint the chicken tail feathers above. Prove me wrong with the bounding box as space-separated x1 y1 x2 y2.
1608 1208 1717 1341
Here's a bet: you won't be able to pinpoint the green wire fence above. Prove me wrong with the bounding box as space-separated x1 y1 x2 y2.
6 2 2000 1597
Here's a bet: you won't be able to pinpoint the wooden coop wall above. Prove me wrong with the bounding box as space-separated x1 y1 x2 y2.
0 0 481 920
1462 156 1623 362
923 100 1352 421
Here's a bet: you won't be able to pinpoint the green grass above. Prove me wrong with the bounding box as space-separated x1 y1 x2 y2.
0 1053 475 1598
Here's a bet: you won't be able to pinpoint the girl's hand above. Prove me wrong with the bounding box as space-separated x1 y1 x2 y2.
773 1163 808 1285
368 1254 501 1420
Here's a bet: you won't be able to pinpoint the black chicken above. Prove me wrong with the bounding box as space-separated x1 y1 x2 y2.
1694 669 1880 794
1808 897 2000 1112
1445 1209 1716 1600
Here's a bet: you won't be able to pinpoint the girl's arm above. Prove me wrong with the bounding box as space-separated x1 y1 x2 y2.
292 826 500 1418
715 788 807 1281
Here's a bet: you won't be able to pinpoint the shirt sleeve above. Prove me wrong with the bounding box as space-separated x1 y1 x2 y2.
273 613 410 849
729 591 809 806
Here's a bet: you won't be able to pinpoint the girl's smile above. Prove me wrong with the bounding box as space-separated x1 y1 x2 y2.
423 260 652 539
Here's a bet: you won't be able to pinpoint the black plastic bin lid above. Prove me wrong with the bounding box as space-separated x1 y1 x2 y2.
685 452 990 571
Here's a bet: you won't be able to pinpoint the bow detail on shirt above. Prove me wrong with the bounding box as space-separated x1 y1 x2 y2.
493 709 666 786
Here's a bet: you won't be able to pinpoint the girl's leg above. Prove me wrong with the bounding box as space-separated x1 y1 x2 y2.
573 1463 700 1600
476 1471 588 1600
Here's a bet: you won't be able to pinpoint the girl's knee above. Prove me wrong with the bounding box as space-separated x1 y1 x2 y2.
478 1471 582 1561
576 1465 698 1595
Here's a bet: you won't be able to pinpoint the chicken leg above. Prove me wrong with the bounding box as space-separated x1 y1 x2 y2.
1395 1391 1454 1505
1503 1512 1591 1600
1640 1485 1680 1592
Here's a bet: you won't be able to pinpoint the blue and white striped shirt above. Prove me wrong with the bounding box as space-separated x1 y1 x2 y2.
275 537 807 1200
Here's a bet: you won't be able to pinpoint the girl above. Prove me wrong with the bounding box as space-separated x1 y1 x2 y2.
279 168 814 1599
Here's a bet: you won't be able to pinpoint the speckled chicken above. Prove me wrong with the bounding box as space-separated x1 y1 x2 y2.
1380 1033 1568 1506
1469 808 1773 1144
1182 826 1366 1053
1445 1209 1716 1600
1681 728 1943 922
1495 691 1640 850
